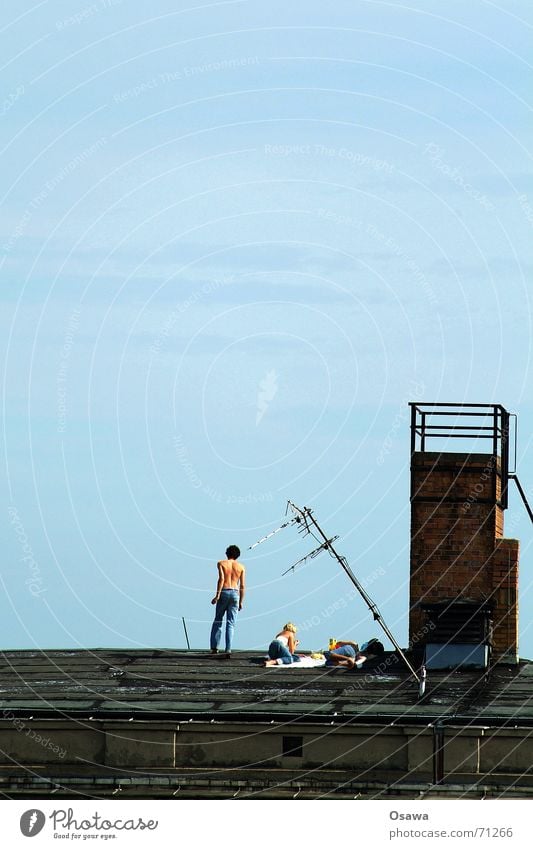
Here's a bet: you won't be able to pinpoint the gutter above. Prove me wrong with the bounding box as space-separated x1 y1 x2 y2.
0 708 530 728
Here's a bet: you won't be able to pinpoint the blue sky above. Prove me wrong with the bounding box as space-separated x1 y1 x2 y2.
1 0 533 656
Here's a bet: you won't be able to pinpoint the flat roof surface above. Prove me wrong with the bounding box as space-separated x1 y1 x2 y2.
1 649 532 724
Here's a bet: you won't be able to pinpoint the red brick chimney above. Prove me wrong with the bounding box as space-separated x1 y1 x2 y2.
408 405 519 665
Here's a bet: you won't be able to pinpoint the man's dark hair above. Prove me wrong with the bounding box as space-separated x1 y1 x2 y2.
226 545 241 559
364 638 385 656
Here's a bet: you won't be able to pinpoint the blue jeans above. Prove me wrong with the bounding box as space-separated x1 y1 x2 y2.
268 639 301 665
325 644 356 666
210 590 239 652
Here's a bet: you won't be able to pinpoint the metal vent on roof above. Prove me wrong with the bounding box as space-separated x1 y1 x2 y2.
425 643 490 670
421 599 493 670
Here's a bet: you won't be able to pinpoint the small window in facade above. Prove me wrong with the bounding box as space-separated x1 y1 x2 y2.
282 735 303 758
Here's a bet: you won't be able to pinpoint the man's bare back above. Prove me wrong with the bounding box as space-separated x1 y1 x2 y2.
211 549 245 610
218 558 245 590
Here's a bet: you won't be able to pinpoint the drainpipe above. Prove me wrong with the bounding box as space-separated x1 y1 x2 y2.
433 720 445 785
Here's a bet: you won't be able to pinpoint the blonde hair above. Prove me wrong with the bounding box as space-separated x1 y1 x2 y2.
283 622 297 633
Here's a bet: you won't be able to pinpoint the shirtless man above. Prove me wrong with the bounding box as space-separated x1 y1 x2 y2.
210 545 245 659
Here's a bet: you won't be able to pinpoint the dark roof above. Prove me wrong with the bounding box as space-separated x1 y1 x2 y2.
1 649 532 726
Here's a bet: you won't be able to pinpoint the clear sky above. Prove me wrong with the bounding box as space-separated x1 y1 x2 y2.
1 0 532 657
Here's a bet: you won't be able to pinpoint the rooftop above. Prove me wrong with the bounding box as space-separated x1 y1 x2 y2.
1 649 532 726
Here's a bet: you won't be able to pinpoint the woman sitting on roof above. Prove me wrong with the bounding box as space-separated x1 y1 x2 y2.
263 623 302 666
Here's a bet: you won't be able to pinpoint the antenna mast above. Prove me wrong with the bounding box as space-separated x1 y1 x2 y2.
250 500 420 682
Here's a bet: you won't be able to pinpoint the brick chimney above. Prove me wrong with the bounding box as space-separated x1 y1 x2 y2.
408 404 519 665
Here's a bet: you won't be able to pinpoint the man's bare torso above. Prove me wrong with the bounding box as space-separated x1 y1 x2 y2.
218 558 244 589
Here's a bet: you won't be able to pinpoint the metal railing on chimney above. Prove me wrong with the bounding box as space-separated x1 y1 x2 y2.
409 402 514 509
409 401 533 523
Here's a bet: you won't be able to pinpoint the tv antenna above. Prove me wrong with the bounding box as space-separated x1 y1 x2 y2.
249 500 420 683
